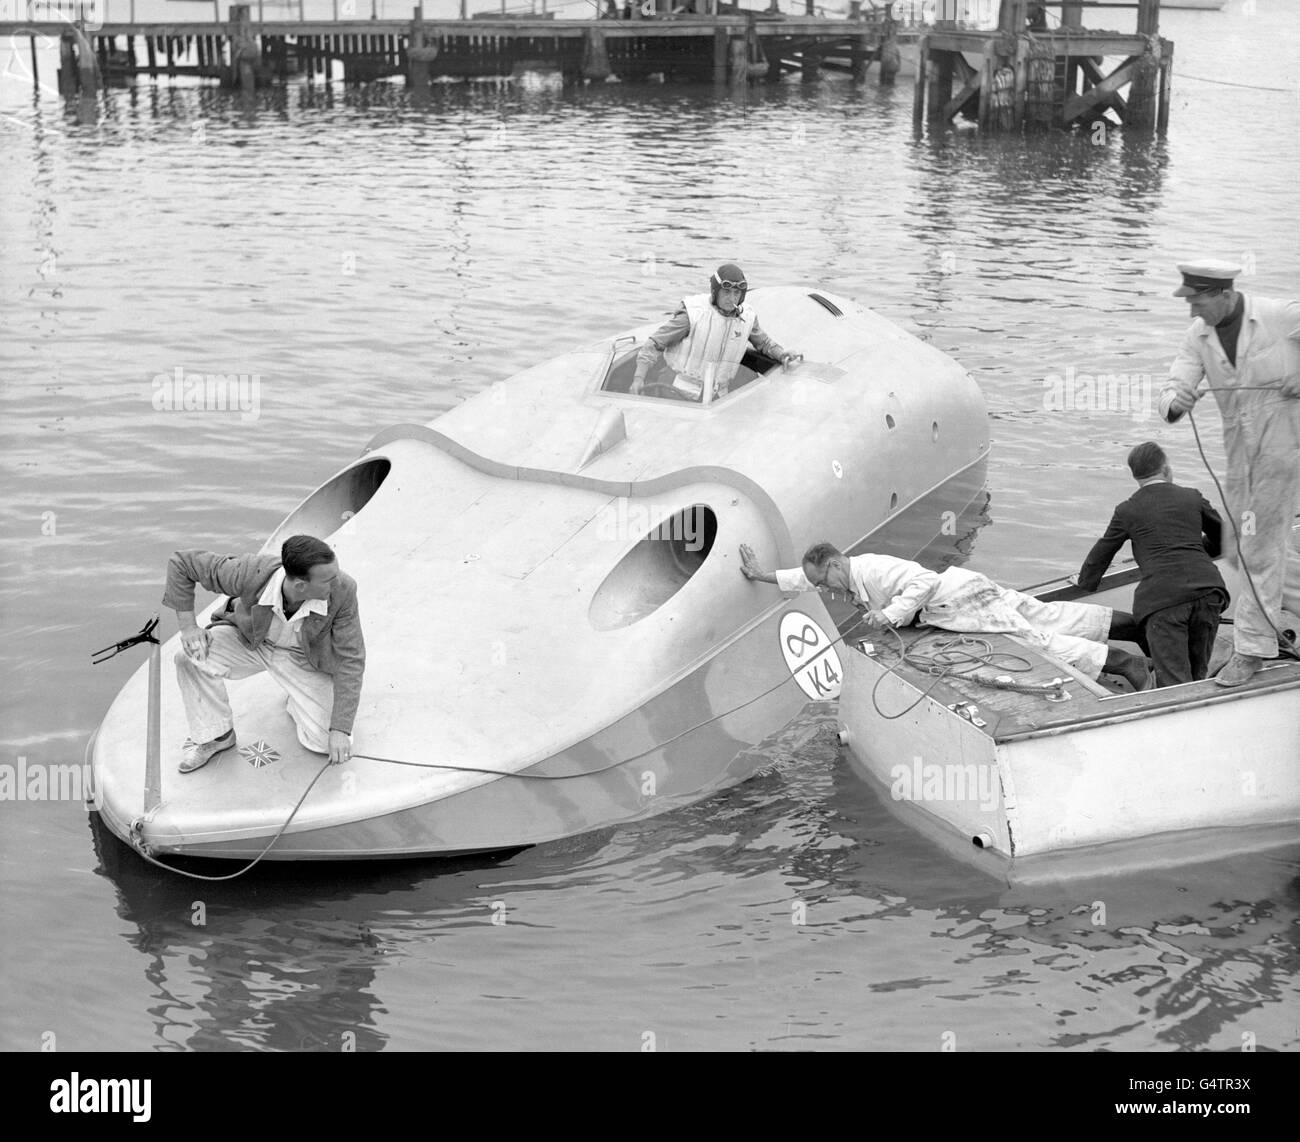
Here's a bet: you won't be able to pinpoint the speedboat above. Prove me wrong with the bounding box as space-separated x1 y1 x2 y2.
835 544 1300 879
88 286 989 862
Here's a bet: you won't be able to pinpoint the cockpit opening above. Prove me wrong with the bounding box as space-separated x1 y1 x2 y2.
600 341 783 403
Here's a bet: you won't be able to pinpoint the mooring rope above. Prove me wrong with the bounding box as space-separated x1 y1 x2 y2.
1186 404 1299 659
125 612 872 880
126 758 333 881
1173 72 1294 93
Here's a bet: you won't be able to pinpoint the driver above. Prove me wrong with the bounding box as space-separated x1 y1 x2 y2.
631 263 800 402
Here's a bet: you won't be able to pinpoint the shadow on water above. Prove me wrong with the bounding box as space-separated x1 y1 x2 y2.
88 813 538 1050
87 696 1298 1052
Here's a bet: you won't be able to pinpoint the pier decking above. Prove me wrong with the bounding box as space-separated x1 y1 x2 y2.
4 6 903 91
4 1 1176 133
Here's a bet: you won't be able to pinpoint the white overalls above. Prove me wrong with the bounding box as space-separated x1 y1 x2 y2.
1161 295 1300 658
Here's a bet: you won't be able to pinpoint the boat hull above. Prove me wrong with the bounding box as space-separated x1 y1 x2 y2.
89 286 992 863
96 598 827 860
835 566 1300 874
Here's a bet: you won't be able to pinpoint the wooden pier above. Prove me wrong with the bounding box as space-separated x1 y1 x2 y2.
3 0 1177 134
2 4 908 93
913 0 1174 134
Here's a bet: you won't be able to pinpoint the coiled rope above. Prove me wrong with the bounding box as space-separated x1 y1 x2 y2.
868 626 1054 728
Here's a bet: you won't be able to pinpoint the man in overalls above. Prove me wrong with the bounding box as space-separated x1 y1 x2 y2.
631 263 800 402
1159 259 1300 686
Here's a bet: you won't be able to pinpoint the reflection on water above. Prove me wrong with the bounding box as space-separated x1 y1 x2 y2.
3 4 1299 1051
83 716 1298 1051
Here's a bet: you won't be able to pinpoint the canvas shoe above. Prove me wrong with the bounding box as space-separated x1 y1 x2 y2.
1214 653 1262 688
179 730 236 774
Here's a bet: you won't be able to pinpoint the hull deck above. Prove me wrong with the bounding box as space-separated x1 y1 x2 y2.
858 622 1299 744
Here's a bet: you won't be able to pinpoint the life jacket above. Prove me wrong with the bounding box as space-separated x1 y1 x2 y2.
663 294 756 401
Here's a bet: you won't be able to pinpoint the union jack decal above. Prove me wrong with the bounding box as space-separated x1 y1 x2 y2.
241 740 280 768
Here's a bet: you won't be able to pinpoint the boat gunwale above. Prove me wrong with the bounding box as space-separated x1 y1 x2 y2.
992 666 1300 744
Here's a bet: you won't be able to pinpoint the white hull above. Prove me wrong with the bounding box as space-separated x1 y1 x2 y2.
836 564 1300 875
90 286 990 862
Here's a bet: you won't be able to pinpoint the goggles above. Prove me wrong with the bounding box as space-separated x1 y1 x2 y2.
716 279 746 291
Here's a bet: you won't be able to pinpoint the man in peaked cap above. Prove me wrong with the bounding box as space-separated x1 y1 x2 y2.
631 263 801 403
1159 258 1300 686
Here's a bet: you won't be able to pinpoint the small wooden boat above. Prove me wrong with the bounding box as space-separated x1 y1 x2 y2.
90 286 989 862
835 549 1300 878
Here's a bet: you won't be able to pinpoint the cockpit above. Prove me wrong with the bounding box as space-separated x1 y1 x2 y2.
598 337 785 405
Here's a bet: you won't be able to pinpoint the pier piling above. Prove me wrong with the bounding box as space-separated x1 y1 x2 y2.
408 6 439 87
912 0 1173 136
75 23 99 94
230 4 257 91
712 26 727 84
582 28 610 82
728 34 747 85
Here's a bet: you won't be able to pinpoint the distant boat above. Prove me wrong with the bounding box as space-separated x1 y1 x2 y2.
1163 0 1226 10
89 286 990 863
835 545 1300 878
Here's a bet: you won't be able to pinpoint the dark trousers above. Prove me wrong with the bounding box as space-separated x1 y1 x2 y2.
1141 593 1226 685
1106 610 1150 655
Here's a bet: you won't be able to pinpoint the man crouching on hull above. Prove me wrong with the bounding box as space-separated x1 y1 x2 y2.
740 542 1151 690
161 535 365 773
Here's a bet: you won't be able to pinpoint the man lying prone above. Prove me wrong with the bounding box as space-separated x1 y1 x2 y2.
739 542 1150 690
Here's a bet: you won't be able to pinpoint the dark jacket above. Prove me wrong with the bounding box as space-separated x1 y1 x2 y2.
162 550 365 734
1077 482 1228 625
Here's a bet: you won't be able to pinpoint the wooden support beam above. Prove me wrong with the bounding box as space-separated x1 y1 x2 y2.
878 33 899 85
1124 42 1158 130
1136 0 1159 37
77 25 100 92
927 45 949 121
801 40 819 82
977 40 995 130
728 35 747 84
59 34 78 96
850 31 869 82
1062 56 1138 123
912 33 928 126
999 0 1027 35
408 4 437 86
1156 38 1172 136
1079 53 1129 119
231 3 256 90
1012 34 1027 128
941 61 983 122
583 26 611 80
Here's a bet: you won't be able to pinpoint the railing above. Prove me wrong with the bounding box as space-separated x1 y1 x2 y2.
2 0 913 21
